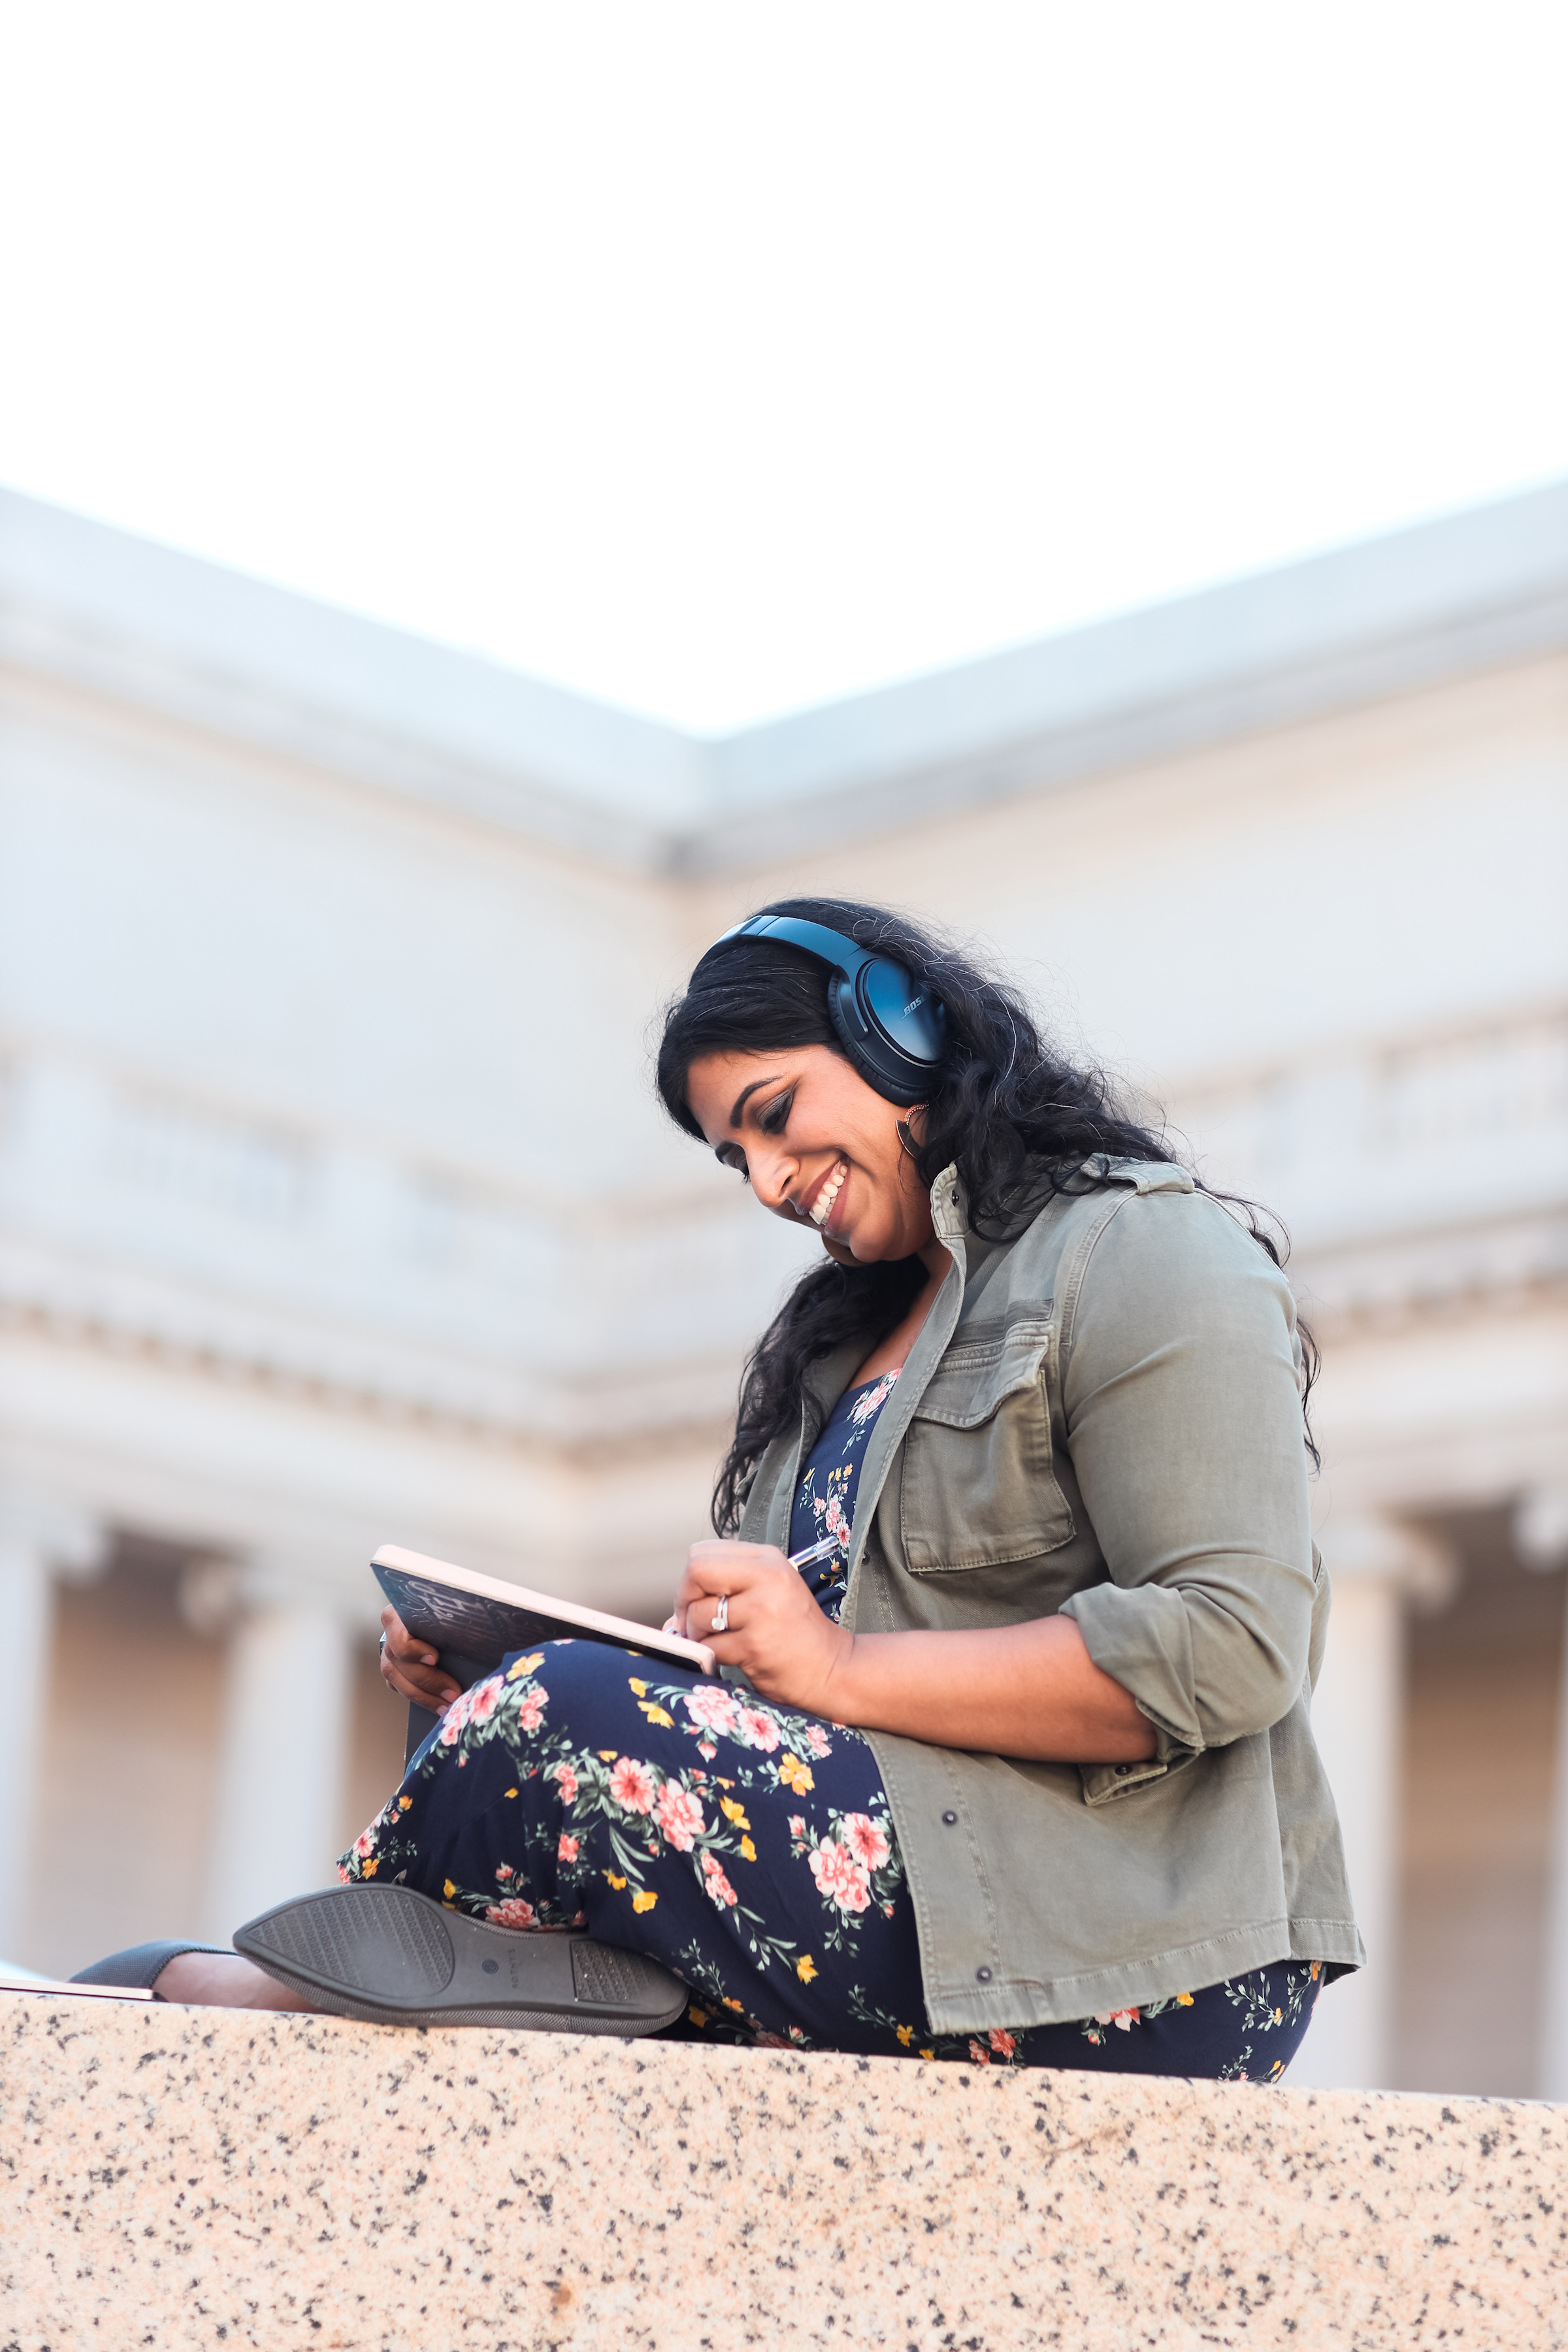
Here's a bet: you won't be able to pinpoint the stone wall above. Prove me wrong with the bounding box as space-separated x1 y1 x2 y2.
3 1988 1563 2348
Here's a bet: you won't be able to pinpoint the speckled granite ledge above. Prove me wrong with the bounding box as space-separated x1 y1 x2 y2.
1 1991 1564 2349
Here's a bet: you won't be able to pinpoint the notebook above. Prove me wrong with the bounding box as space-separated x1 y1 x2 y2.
372 1544 717 1762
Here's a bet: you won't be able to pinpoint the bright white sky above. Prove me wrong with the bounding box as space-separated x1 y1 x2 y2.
3 3 1565 733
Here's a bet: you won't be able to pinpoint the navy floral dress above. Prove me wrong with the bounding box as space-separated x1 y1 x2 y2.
343 1369 1321 2078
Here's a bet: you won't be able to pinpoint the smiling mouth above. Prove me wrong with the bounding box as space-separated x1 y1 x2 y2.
805 1159 849 1228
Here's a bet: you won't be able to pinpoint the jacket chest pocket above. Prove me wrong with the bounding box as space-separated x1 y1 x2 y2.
898 1318 1075 1573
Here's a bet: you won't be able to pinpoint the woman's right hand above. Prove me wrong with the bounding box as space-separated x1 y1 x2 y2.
378 1607 463 1712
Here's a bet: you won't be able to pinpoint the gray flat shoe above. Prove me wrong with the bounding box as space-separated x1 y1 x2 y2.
234 1884 687 2033
71 1939 232 1993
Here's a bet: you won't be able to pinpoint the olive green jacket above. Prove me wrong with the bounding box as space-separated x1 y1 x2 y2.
738 1160 1363 2034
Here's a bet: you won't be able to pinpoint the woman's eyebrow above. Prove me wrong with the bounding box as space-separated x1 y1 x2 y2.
728 1077 778 1128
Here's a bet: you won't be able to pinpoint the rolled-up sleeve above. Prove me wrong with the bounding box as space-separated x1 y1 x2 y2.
1055 1188 1315 1782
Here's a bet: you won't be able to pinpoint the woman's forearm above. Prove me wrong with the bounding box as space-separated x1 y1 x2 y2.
816 1615 1157 1764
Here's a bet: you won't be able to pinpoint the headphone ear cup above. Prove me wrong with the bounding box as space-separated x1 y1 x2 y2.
824 962 944 1105
858 956 948 1066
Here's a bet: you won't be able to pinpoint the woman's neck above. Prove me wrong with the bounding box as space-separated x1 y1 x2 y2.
848 1242 951 1387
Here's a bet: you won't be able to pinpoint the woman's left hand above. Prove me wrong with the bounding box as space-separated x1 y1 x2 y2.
672 1540 851 1714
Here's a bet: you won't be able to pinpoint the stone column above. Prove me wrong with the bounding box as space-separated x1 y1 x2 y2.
1289 1516 1453 2093
201 1572 355 1943
0 1492 108 1960
1517 1487 1568 2100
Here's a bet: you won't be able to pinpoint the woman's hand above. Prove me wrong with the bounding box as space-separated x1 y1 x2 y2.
378 1606 463 1712
674 1540 852 1715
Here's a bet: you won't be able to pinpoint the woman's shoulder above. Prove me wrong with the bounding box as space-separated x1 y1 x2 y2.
993 1159 1288 1318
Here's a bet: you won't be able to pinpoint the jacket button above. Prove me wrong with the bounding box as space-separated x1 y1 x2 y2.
941 1809 958 1824
975 1966 992 1983
1115 1763 1132 1776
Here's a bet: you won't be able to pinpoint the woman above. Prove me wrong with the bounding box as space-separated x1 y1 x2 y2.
78 898 1361 2078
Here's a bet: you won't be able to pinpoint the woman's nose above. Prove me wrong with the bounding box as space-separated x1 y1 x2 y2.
749 1147 796 1215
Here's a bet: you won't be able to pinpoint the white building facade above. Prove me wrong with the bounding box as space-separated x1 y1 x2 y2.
2 483 1565 2093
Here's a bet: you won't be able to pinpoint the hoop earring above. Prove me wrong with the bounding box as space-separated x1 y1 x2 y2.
896 1119 919 1158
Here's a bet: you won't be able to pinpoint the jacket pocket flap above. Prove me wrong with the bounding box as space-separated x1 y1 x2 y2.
911 1314 1055 1429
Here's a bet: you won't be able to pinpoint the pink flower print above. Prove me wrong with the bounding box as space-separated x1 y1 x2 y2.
787 1814 807 1840
698 1739 717 1761
468 1674 503 1725
551 1762 579 1807
823 1492 849 1544
438 1686 473 1743
988 2029 1017 2059
685 1685 738 1737
655 1783 706 1853
809 1837 871 1914
557 1833 580 1865
968 2040 992 2065
495 1863 514 1881
1093 2006 1141 2033
803 1723 832 1759
352 1826 377 1859
485 1896 538 1929
850 1369 898 1424
610 1756 656 1814
514 1688 547 1735
700 1852 739 1909
735 1705 781 1752
841 1812 890 1870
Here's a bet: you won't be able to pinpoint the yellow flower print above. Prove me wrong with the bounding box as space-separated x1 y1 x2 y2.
719 1796 751 1830
628 1678 648 1696
598 1750 619 1761
1310 1962 1321 1981
740 1836 757 1862
778 1753 815 1795
1273 2008 1282 2024
604 1870 628 1890
919 2048 936 2061
504 1788 518 1799
632 1890 658 1914
1176 1992 1194 2007
397 1795 413 1811
723 1997 743 2013
442 1879 456 1901
507 1652 546 1680
362 1858 378 1876
895 2023 913 2047
689 2004 709 2028
637 1701 675 1728
796 1955 819 1985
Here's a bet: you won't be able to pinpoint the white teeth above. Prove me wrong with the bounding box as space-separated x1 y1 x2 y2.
809 1162 848 1227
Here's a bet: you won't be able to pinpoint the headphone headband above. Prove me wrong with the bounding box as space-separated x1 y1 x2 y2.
704 913 947 1106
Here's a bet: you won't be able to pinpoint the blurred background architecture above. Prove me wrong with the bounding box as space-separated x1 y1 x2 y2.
1 478 1565 2097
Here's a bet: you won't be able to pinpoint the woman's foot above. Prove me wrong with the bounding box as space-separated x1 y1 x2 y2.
151 1950 321 2010
234 1884 687 2032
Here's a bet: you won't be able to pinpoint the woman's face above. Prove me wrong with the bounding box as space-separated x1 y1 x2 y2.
685 1045 936 1266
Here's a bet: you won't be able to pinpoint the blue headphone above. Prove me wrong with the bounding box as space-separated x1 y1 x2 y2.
708 914 949 1105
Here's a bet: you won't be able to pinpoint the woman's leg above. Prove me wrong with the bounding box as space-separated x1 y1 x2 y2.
342 1637 928 2052
340 1640 1324 2074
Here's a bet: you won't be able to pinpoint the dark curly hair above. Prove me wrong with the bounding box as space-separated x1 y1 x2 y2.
656 895 1318 1533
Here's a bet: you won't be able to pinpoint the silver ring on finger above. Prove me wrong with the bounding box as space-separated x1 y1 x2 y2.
711 1592 729 1635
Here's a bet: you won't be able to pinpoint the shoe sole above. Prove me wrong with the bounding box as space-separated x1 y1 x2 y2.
234 1884 687 2033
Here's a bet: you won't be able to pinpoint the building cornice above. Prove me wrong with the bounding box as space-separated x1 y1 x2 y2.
3 480 1566 874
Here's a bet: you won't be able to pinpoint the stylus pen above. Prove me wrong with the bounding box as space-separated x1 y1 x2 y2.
787 1533 842 1571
